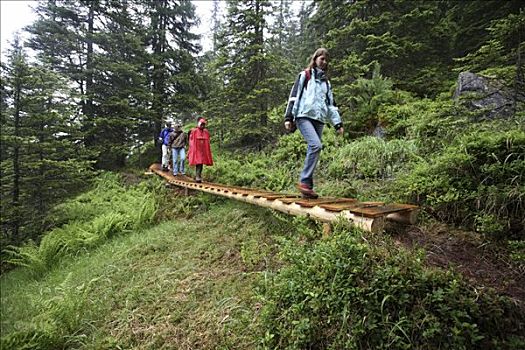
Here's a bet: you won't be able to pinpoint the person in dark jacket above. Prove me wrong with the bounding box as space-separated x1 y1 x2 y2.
284 48 344 198
158 120 173 171
168 121 188 176
188 117 213 183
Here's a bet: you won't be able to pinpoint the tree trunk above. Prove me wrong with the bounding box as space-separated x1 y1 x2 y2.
151 0 167 145
12 64 21 240
85 1 95 139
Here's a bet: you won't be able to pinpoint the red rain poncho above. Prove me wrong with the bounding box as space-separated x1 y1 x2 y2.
188 127 213 166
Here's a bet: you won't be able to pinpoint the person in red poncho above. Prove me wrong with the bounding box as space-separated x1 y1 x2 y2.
188 117 213 183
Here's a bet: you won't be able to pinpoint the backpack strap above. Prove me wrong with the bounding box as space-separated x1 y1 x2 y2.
298 69 311 103
304 68 311 83
325 80 331 105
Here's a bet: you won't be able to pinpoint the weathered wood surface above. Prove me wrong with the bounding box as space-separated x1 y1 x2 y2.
148 163 418 233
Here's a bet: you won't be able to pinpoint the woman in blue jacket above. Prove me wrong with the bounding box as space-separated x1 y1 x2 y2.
284 48 344 199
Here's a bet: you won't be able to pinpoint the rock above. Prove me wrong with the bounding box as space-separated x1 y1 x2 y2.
453 71 514 118
372 123 386 138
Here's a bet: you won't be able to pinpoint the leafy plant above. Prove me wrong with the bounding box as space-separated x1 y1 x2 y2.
1 274 100 350
4 173 160 275
258 227 525 349
508 240 525 263
339 62 396 135
398 129 525 238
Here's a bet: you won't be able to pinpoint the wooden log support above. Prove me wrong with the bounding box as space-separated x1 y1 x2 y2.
147 163 417 233
386 209 419 225
322 223 332 238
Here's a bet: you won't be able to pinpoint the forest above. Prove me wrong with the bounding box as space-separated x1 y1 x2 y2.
1 0 524 349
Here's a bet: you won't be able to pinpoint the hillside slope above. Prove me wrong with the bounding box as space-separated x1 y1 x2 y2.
1 199 274 349
2 181 524 349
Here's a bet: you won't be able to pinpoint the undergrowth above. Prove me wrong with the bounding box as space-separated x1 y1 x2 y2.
258 223 525 349
3 173 161 277
0 200 281 350
2 187 524 349
398 128 525 238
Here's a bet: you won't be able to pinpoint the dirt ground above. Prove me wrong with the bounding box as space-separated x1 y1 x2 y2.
391 223 525 304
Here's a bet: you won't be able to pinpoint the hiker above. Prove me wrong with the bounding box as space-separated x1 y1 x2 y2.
158 120 174 171
188 117 213 183
284 48 344 199
168 121 188 176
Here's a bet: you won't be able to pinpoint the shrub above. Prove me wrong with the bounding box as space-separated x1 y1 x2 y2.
397 129 525 238
394 100 471 155
272 132 307 164
379 98 435 139
207 150 298 192
258 226 525 349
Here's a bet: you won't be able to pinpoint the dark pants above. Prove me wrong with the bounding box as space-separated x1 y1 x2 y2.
196 164 203 179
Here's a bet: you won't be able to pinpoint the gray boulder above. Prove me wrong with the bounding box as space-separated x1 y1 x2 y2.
453 71 514 118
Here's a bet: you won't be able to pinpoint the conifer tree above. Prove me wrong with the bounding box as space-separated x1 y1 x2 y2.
87 0 151 168
144 0 203 140
1 38 92 247
26 0 106 164
207 0 293 148
0 38 27 243
26 0 97 128
290 1 315 71
211 0 222 52
308 0 524 96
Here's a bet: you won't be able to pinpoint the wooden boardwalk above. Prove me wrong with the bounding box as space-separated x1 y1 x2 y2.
148 163 418 233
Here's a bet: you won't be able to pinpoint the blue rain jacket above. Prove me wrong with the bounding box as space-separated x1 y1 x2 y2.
159 127 173 146
289 68 341 126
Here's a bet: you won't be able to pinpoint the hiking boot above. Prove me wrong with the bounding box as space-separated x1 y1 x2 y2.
195 177 202 183
162 166 169 172
297 183 318 199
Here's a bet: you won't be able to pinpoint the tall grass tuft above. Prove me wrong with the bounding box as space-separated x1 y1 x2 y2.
4 173 160 276
397 129 525 237
328 136 419 179
1 274 100 349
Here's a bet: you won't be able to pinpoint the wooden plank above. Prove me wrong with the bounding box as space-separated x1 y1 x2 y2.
164 175 280 199
387 208 419 224
349 203 418 218
197 183 276 198
208 185 278 198
192 181 273 194
155 169 276 198
149 163 162 172
277 197 358 207
264 194 302 200
193 186 282 199
296 198 357 208
178 174 195 182
320 201 383 212
149 162 419 227
278 197 302 204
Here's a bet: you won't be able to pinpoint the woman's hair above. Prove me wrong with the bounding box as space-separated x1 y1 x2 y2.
306 48 329 71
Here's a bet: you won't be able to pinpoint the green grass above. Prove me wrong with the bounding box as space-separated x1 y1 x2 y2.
1 200 280 349
2 173 524 349
4 173 159 277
